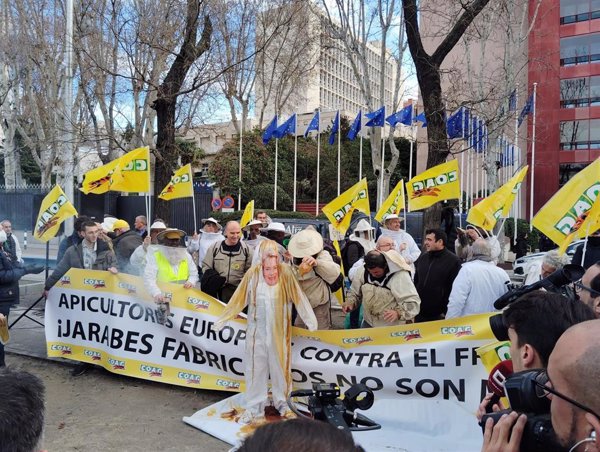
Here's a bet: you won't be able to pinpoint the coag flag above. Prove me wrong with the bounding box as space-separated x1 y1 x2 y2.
109 147 151 193
406 160 460 211
158 164 193 200
532 158 600 249
34 185 78 242
375 180 405 223
322 178 370 235
467 166 528 231
240 200 254 228
80 158 119 194
558 194 600 254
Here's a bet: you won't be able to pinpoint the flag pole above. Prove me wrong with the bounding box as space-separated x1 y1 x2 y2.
379 131 385 209
459 107 465 227
513 85 520 245
293 114 298 212
238 121 243 211
274 137 279 211
529 82 537 230
190 166 197 233
359 133 363 181
316 110 321 216
147 147 152 223
582 221 592 265
337 111 341 196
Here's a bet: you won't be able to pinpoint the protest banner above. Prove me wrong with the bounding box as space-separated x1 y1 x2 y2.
46 269 495 406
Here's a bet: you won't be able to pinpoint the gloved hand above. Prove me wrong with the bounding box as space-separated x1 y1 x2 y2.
24 265 45 274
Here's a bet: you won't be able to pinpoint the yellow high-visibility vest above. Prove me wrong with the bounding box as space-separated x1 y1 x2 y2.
154 251 189 283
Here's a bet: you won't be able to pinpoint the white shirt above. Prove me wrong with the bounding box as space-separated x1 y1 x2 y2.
187 231 224 264
379 229 421 264
446 260 510 319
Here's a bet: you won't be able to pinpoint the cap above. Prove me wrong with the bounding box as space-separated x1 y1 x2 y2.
157 228 186 241
111 219 129 231
149 221 167 230
288 227 324 258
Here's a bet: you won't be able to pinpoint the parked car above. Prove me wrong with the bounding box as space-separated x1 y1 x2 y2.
512 239 584 275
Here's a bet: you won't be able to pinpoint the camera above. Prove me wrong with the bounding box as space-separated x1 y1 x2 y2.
493 264 584 310
480 370 564 452
288 383 380 433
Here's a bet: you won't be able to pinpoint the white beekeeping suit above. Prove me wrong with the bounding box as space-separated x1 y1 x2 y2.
215 240 317 422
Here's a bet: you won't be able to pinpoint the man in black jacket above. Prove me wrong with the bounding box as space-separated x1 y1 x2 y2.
111 219 143 273
413 228 461 322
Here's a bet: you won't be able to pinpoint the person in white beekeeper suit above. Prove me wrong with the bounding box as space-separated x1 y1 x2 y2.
214 240 317 423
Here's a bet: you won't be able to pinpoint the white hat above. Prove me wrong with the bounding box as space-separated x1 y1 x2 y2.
245 219 263 229
149 221 167 230
383 213 402 222
353 219 375 232
0 230 6 243
101 216 117 232
157 228 186 241
201 217 222 230
261 222 286 233
288 227 324 258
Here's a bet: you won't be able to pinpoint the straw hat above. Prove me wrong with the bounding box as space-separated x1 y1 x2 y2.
383 213 402 222
157 228 186 241
288 227 324 258
201 217 222 230
245 219 263 229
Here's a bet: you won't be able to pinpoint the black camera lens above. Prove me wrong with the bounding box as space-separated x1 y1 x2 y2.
489 314 509 341
292 257 303 266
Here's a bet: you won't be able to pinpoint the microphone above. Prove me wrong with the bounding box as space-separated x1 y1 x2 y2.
485 360 514 412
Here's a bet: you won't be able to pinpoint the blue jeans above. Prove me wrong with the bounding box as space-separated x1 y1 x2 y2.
0 303 10 367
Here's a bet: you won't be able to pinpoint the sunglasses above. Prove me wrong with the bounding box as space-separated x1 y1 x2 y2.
574 279 600 297
533 370 600 420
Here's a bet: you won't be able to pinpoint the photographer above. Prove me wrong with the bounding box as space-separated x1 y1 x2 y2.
481 319 600 452
478 291 595 418
576 263 600 318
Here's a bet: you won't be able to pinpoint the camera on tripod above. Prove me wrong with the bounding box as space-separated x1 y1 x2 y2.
288 383 380 433
480 370 563 452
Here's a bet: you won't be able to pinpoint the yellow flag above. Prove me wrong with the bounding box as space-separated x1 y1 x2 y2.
467 166 528 231
375 180 405 223
331 239 344 305
532 158 600 248
80 159 119 194
34 185 78 242
110 147 151 193
406 160 460 211
240 200 255 228
158 164 194 200
558 194 600 254
322 178 370 235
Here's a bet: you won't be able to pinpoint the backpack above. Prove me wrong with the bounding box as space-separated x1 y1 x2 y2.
340 240 364 273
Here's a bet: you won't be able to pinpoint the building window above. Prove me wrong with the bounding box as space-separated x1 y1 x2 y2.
560 33 600 65
561 0 592 24
560 120 591 149
561 76 600 107
559 163 589 187
200 163 209 178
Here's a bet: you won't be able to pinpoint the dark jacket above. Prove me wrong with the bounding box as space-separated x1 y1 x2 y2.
572 236 600 270
45 239 117 290
112 230 143 271
413 248 462 321
57 232 82 263
0 249 26 307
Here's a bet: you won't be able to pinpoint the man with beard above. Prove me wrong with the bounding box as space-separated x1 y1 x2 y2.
187 217 224 271
482 320 600 452
244 220 267 251
144 228 198 304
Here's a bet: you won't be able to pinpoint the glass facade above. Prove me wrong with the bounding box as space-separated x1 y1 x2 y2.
560 119 600 149
560 0 600 24
560 33 600 66
560 76 600 107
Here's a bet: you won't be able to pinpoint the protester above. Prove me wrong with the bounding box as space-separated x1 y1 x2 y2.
347 236 395 281
215 240 317 423
513 232 528 259
575 262 600 318
288 226 341 330
440 206 458 254
202 221 252 303
455 224 501 264
144 228 198 304
254 210 271 227
129 221 167 275
414 229 461 322
445 239 509 318
477 291 595 419
481 320 600 452
57 215 91 263
261 222 288 247
342 250 420 327
111 219 143 274
523 249 569 286
43 220 118 376
243 219 267 250
237 418 365 452
187 217 224 271
572 230 600 270
134 215 148 238
0 367 45 451
379 214 420 267
1 220 23 263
